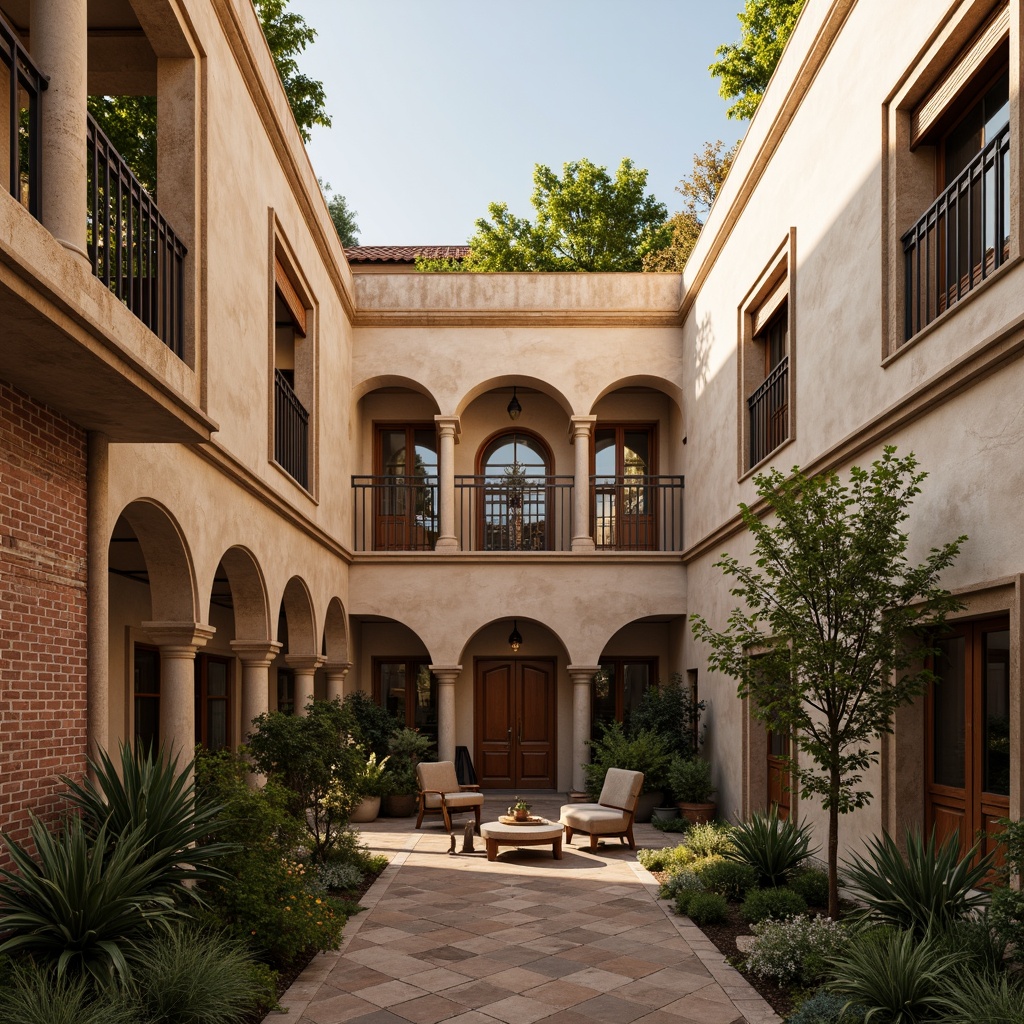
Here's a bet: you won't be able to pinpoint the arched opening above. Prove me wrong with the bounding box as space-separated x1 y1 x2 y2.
271 576 317 714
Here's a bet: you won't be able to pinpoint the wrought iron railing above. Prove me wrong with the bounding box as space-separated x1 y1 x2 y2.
457 474 574 552
1 12 45 218
274 369 309 489
592 474 684 551
748 356 789 469
87 113 186 356
903 123 1010 340
351 474 438 551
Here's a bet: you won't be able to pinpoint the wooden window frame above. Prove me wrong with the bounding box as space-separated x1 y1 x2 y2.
194 652 232 752
373 657 438 740
132 642 160 751
592 657 657 730
373 423 439 551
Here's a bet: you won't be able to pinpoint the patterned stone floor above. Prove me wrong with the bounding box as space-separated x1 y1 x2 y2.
267 792 781 1024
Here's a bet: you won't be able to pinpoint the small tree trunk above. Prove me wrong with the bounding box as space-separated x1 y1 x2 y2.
828 767 840 919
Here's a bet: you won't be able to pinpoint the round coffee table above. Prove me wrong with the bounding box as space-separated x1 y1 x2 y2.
479 820 564 861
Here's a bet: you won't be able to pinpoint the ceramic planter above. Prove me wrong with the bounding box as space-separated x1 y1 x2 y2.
349 795 381 823
676 801 716 825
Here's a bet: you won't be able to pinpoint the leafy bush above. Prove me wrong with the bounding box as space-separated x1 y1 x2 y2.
684 821 734 858
694 858 758 901
686 891 729 926
828 928 960 1024
0 965 136 1024
325 824 389 875
727 806 817 886
745 915 850 986
651 815 690 833
740 886 807 924
343 691 401 759
637 844 694 874
787 989 866 1024
385 727 435 796
789 866 830 907
312 861 364 893
668 756 716 803
658 868 704 904
583 722 674 797
990 816 1024 964
936 967 1024 1023
843 828 991 938
627 675 704 758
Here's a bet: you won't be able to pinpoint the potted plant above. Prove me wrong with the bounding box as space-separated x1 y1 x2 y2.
349 752 390 823
583 722 673 822
383 727 434 817
669 755 717 824
510 797 531 821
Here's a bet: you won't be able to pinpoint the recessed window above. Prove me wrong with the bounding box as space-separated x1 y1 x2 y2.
592 658 655 733
374 659 438 746
374 424 438 551
133 644 160 751
593 425 657 550
194 653 231 752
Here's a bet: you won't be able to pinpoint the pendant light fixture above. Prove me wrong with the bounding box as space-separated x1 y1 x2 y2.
507 386 522 421
508 619 523 653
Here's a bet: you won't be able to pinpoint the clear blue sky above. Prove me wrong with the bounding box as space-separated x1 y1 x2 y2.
290 1 747 246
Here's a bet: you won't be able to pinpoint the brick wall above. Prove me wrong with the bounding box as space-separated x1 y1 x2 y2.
0 380 88 855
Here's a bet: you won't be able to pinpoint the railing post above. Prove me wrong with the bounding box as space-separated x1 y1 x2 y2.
435 416 460 552
31 0 88 259
569 415 596 552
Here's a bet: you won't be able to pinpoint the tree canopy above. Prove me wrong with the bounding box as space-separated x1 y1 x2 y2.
690 448 965 917
710 0 806 120
418 158 669 273
643 140 737 272
319 181 360 247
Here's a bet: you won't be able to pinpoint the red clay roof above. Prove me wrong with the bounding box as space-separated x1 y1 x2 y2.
344 245 470 263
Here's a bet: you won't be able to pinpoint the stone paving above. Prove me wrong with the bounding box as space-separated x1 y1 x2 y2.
268 792 781 1024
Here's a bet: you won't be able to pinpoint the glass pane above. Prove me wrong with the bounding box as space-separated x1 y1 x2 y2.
769 730 789 757
983 628 1010 796
134 697 159 750
277 670 294 715
412 664 437 742
207 698 228 752
413 430 437 474
134 647 160 695
207 660 228 697
623 431 649 475
592 665 616 731
594 430 616 476
933 636 966 788
621 663 650 727
381 430 407 475
483 433 547 475
379 663 407 721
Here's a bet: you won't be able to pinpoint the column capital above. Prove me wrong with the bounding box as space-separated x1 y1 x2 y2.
230 639 282 667
430 664 462 684
323 660 352 675
143 621 215 654
434 415 462 440
568 415 597 442
285 654 325 672
567 664 601 684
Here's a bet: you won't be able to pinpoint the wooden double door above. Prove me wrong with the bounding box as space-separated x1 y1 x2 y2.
475 659 556 789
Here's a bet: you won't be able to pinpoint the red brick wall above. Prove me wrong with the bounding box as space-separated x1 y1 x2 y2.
0 380 88 855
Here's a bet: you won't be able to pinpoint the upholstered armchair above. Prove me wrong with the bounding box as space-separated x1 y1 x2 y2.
559 768 644 851
415 760 484 832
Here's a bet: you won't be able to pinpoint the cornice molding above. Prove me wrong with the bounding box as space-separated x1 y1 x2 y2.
350 309 684 328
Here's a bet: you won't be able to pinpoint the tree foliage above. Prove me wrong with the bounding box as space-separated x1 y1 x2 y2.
690 447 965 917
419 158 669 272
643 140 737 272
710 0 806 120
319 180 360 246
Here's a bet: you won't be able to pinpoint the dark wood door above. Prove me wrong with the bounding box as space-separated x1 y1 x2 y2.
767 728 791 820
475 659 556 789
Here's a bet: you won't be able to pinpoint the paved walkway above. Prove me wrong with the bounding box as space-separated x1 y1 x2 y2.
269 792 781 1024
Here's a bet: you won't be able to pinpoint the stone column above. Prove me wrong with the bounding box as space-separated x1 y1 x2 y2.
86 432 110 761
434 416 460 551
324 661 352 702
286 654 324 715
143 622 215 766
568 665 599 794
569 416 597 552
430 665 462 763
31 0 89 258
230 640 282 741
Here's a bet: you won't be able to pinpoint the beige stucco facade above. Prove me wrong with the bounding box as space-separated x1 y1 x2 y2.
3 0 1024 861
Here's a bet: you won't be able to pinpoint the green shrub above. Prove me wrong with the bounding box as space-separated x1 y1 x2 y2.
651 815 690 833
727 806 817 887
638 844 695 875
843 828 991 938
991 816 1024 964
658 868 704 905
325 824 389 875
583 722 674 798
684 821 734 858
787 989 866 1024
789 866 830 907
828 928 960 1024
740 886 807 923
686 891 729 925
668 756 716 803
627 675 704 758
385 727 435 796
694 858 758 901
0 965 136 1024
313 861 364 893
745 915 850 987
936 967 1024 1024
343 691 402 759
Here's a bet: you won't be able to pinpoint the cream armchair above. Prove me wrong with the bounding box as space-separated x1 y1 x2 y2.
415 760 484 832
559 768 644 851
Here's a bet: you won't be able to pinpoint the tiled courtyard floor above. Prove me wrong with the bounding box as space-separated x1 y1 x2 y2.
269 792 781 1024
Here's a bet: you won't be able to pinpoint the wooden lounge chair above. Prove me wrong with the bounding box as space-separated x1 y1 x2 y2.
559 768 644 851
415 760 483 832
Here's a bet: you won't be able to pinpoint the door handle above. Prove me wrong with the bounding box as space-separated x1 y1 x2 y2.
518 719 523 744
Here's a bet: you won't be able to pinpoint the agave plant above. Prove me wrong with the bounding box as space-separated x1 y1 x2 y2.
0 815 182 986
726 805 818 886
62 741 233 891
843 828 992 937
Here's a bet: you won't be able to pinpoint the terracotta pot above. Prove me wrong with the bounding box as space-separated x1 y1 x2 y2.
676 801 717 825
349 796 381 823
513 809 530 821
384 793 417 817
634 791 663 823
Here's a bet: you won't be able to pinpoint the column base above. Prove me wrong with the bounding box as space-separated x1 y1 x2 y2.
434 536 459 552
571 536 596 552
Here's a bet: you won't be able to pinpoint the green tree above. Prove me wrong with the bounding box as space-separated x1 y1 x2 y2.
690 448 965 918
710 0 806 120
89 0 329 193
319 180 360 246
419 158 669 272
643 140 737 272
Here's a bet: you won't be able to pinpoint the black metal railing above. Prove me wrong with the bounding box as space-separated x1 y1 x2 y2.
1 12 45 218
87 113 186 357
903 123 1010 340
351 474 438 551
457 474 573 552
274 369 309 489
592 474 685 551
748 356 789 469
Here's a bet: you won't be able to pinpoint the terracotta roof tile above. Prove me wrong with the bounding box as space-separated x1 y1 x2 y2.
344 245 470 263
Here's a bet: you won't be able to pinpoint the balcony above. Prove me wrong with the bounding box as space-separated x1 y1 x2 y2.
274 369 309 489
748 356 789 469
1 16 45 218
593 474 684 551
352 475 439 552
903 123 1010 340
457 474 574 552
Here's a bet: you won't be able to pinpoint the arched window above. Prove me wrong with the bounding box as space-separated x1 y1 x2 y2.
479 432 551 550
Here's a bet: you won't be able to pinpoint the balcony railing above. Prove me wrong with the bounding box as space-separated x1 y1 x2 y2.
457 474 574 552
592 475 685 551
903 123 1010 340
87 113 187 357
748 356 789 469
352 474 438 551
1 12 45 218
274 369 309 489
